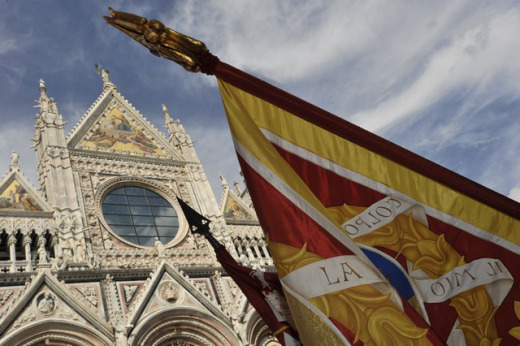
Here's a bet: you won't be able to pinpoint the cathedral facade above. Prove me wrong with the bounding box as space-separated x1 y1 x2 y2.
0 69 276 346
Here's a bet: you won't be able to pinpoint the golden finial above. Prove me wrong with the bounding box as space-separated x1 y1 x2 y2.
104 8 218 74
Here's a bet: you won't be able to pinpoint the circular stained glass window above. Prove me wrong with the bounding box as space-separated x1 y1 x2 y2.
102 186 179 247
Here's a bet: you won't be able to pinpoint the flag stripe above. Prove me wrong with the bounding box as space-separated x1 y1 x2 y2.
236 150 359 344
214 62 520 223
263 128 520 256
234 137 358 258
217 77 519 247
219 79 369 258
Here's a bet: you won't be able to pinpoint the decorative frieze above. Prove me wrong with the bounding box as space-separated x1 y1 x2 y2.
122 285 139 305
76 286 98 307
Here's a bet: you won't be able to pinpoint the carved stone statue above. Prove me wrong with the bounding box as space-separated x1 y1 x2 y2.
10 151 19 166
51 255 66 270
95 63 113 87
159 282 179 303
186 235 197 249
155 237 165 257
38 243 48 264
75 239 86 261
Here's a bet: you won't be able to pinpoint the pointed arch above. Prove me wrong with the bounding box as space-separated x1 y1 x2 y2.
129 307 240 346
0 320 113 346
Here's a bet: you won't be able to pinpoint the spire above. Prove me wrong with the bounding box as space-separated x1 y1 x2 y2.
39 79 47 99
176 119 186 134
163 104 174 131
37 79 49 112
95 64 116 90
35 80 62 123
49 98 59 115
162 104 172 122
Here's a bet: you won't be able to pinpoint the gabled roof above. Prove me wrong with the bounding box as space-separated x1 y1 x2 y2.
126 261 231 334
219 180 257 224
0 270 114 343
66 86 181 161
0 165 52 217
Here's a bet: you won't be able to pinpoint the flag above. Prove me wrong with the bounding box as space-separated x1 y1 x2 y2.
176 197 301 346
103 11 520 345
212 62 520 346
215 246 301 346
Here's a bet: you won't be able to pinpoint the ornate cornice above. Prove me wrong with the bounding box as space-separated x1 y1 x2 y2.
69 149 187 168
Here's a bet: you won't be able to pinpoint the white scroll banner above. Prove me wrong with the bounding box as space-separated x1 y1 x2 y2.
281 255 386 299
340 195 514 305
340 195 417 238
412 258 513 304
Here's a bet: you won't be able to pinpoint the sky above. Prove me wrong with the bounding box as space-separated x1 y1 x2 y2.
0 0 519 204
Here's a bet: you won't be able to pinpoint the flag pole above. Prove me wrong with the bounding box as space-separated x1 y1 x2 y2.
176 197 301 345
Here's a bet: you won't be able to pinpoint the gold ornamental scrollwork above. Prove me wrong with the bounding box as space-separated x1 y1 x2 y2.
327 203 502 346
269 240 431 345
104 8 218 74
508 301 520 341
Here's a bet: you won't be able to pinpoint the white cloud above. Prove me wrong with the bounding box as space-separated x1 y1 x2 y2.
509 186 520 202
0 38 16 55
352 8 520 132
0 62 26 96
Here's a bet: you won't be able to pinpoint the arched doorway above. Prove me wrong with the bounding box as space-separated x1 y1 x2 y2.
0 320 113 346
129 307 240 346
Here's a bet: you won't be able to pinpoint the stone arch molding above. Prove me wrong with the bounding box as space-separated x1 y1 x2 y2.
245 310 281 346
94 176 189 249
0 320 113 346
128 307 240 346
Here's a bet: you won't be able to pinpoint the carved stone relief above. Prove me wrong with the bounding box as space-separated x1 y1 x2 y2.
0 290 13 307
123 285 139 305
35 292 57 316
158 281 180 304
76 286 98 307
12 309 36 329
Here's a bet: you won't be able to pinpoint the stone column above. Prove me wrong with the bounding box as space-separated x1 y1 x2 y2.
8 234 17 273
252 243 262 258
262 244 273 265
23 234 32 272
245 242 255 260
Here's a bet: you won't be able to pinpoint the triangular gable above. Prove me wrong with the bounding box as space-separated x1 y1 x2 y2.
118 281 145 312
67 88 180 160
0 270 113 343
0 169 51 215
222 191 257 223
126 261 231 333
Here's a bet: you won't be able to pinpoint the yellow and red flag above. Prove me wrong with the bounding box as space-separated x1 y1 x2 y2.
102 11 520 343
212 62 520 345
